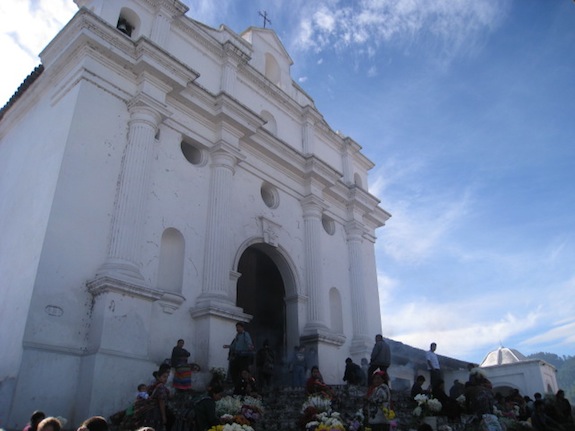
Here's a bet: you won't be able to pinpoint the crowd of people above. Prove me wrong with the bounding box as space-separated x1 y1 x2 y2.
409 347 575 431
16 333 573 431
20 413 117 431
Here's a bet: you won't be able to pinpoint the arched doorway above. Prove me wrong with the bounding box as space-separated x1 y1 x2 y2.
236 244 287 369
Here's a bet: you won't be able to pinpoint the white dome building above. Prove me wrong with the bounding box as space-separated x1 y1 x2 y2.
478 346 558 397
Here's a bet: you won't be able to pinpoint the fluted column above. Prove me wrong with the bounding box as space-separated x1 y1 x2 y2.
345 222 369 339
301 196 328 331
200 145 239 301
97 100 161 283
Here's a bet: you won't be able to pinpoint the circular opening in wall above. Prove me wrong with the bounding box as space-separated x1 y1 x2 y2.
260 182 279 209
322 214 335 235
181 141 204 165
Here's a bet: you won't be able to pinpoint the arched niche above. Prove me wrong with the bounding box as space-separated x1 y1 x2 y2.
264 53 281 86
261 110 277 135
157 228 185 294
117 7 141 38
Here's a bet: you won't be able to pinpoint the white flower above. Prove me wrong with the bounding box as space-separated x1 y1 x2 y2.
414 394 429 405
413 406 423 417
427 398 443 412
301 395 332 413
216 396 243 416
221 424 254 431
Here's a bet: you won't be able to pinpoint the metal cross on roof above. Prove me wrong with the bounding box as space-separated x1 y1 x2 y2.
258 10 271 28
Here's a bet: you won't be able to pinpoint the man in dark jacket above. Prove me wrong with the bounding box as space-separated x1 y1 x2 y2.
368 334 391 385
343 357 365 386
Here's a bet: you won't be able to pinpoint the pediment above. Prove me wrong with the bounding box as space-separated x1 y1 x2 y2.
241 27 293 66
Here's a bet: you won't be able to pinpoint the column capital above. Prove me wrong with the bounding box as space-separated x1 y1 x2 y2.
345 221 367 240
300 195 324 219
209 141 245 171
128 93 170 125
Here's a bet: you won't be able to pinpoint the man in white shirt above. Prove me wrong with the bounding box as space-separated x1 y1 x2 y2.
425 342 441 389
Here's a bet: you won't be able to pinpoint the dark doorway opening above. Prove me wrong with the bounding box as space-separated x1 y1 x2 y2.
237 245 286 367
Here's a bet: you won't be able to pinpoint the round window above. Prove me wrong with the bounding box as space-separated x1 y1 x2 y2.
181 141 204 165
260 183 279 209
322 214 335 235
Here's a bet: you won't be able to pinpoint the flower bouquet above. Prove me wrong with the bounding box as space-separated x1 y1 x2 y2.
346 409 364 431
305 411 346 431
207 424 254 431
413 394 442 417
301 394 333 414
210 367 227 383
216 396 242 417
383 407 395 421
241 404 263 423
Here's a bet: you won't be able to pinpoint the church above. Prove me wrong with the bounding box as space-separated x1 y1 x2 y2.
0 0 390 426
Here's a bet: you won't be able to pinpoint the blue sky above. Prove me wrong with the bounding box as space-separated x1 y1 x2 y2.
1 0 574 364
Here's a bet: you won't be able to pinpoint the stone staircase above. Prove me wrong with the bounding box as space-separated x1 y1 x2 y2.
253 385 418 431
166 385 458 431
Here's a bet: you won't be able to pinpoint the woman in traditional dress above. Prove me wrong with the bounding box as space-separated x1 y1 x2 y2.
135 368 171 431
365 370 391 431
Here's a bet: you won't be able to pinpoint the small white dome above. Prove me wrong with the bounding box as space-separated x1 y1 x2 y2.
480 346 528 367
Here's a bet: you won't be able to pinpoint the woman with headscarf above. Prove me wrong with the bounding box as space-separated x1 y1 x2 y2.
365 370 392 431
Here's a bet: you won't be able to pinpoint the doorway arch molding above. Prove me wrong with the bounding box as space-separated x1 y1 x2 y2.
232 236 303 299
232 236 306 354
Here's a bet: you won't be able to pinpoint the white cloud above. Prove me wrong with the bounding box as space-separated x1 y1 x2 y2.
290 0 510 62
0 1 75 105
380 289 544 361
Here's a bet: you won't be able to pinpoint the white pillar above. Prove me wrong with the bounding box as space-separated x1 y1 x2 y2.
301 195 328 331
97 100 161 283
345 222 370 340
199 144 239 303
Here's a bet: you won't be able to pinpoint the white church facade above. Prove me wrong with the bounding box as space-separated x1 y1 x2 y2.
0 0 390 427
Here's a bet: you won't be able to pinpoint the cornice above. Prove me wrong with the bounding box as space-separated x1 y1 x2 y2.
172 18 225 59
153 0 189 16
213 92 265 140
304 155 341 190
87 276 163 302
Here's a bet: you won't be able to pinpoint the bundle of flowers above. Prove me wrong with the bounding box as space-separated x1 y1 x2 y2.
210 367 227 382
494 404 520 420
241 396 264 413
305 411 345 431
240 404 262 423
413 394 442 417
220 414 251 426
207 424 254 431
456 395 466 407
383 407 396 421
301 394 332 414
216 396 243 417
346 410 364 431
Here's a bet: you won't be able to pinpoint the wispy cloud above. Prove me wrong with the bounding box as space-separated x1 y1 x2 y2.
0 1 75 105
379 285 545 361
372 163 473 264
291 0 511 61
